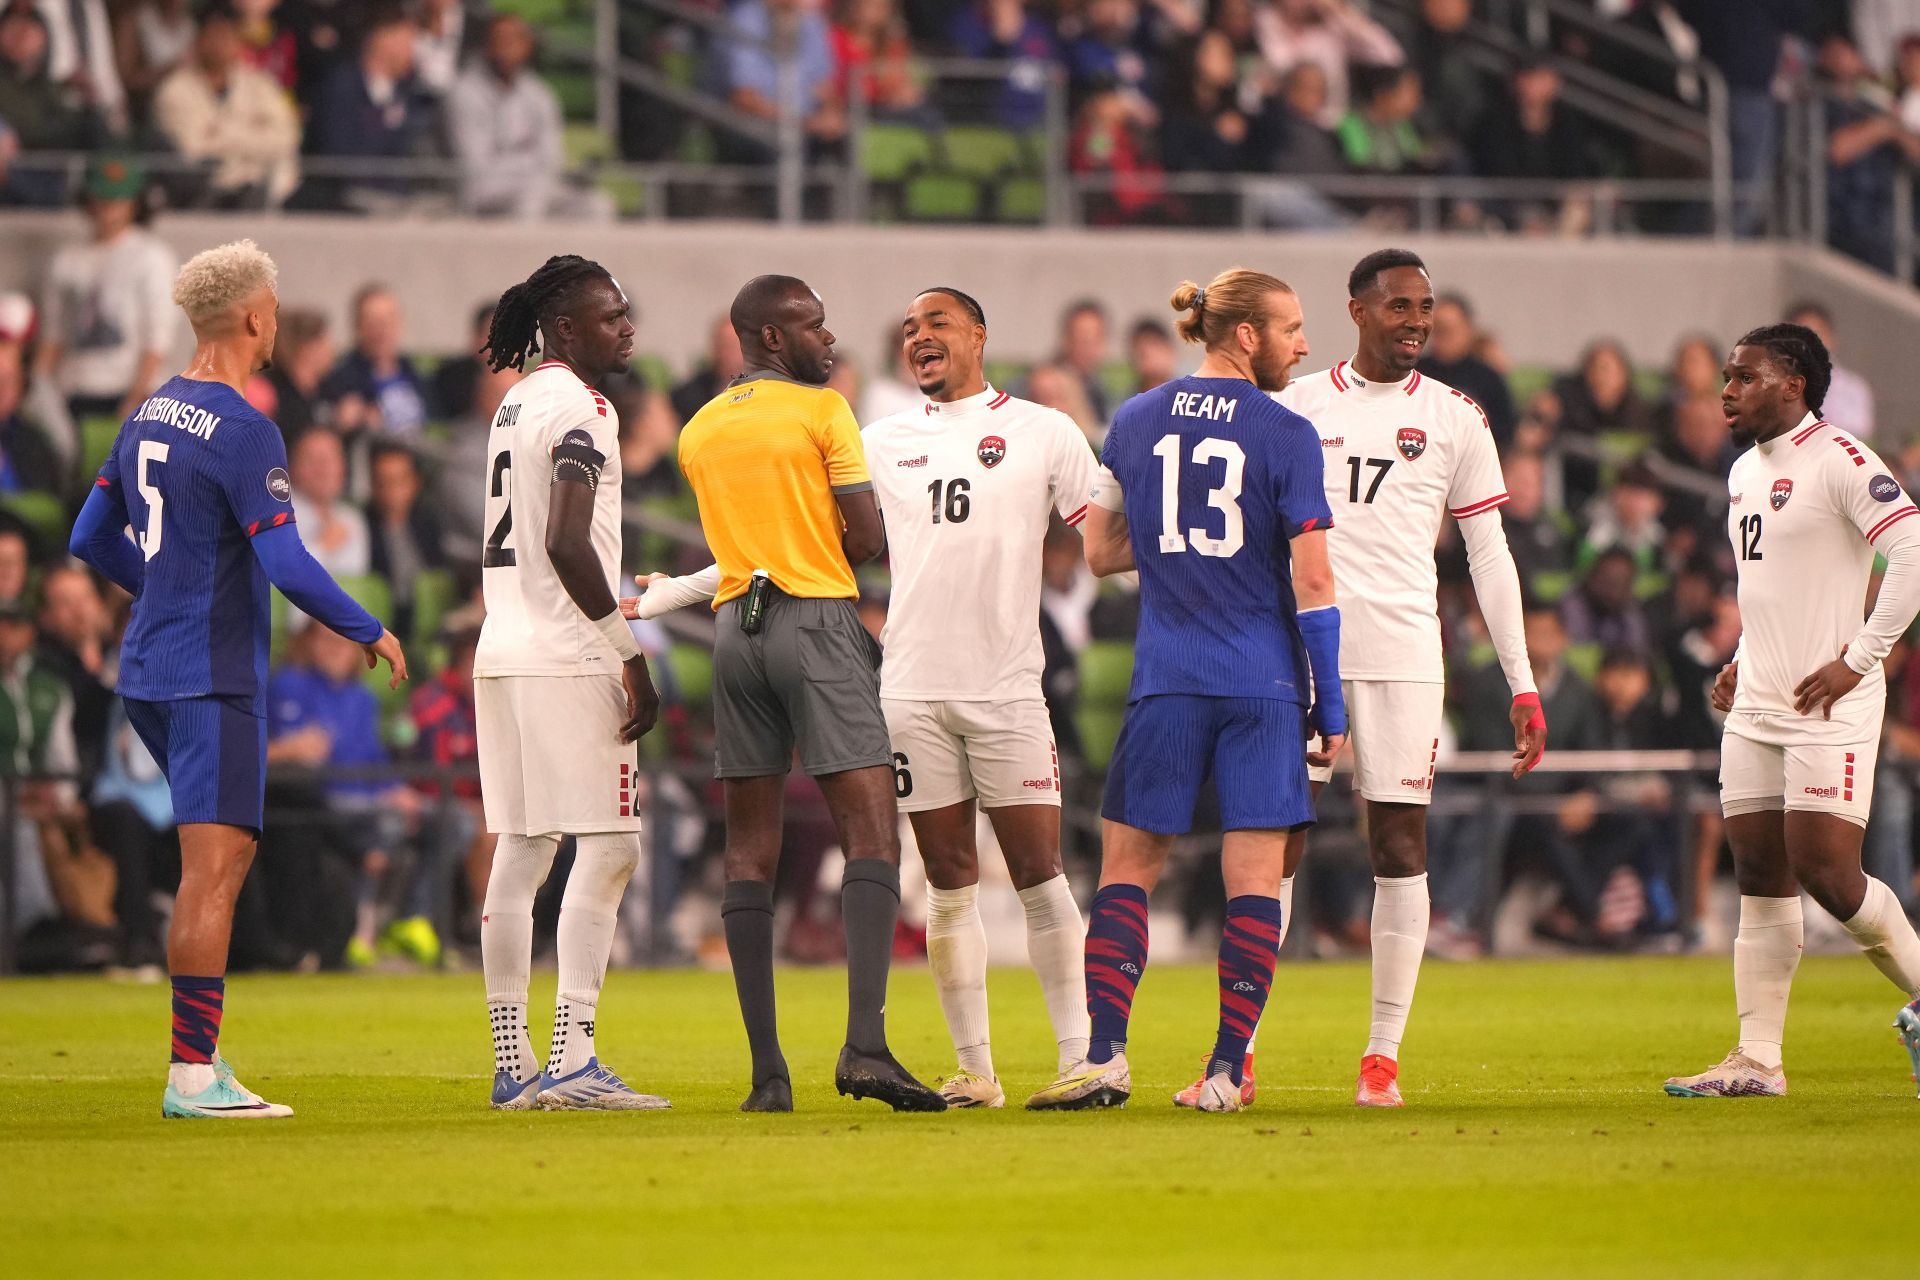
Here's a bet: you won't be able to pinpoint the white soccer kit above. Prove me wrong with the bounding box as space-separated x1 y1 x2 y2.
1720 413 1920 826
1280 360 1533 803
474 360 640 836
863 385 1098 812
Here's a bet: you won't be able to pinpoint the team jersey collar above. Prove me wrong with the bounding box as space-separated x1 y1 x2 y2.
923 383 1009 415
1331 358 1420 397
1759 410 1820 457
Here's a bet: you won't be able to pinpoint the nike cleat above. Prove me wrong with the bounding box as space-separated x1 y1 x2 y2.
936 1070 1005 1109
162 1056 293 1119
834 1045 947 1112
1895 1000 1920 1098
1663 1049 1786 1098
1025 1053 1131 1111
491 1069 540 1111
1355 1053 1404 1108
740 1076 794 1113
1174 1052 1256 1109
536 1058 671 1110
1193 1072 1244 1113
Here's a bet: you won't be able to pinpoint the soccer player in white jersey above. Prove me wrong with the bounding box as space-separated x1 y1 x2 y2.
632 287 1096 1108
1210 249 1548 1110
1665 324 1920 1099
472 255 670 1112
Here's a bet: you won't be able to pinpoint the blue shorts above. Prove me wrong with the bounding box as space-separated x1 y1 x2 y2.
1101 695 1314 836
124 695 267 833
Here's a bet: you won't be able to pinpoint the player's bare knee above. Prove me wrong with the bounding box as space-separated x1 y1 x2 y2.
1370 831 1427 879
920 840 978 890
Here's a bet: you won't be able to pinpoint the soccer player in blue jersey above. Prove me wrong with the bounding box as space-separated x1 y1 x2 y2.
1027 267 1346 1113
70 240 407 1118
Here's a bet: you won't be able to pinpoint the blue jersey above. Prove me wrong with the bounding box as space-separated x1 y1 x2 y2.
98 376 297 711
1101 375 1332 704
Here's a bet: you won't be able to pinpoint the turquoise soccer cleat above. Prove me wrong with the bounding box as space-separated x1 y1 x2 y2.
162 1056 293 1119
1896 1000 1920 1099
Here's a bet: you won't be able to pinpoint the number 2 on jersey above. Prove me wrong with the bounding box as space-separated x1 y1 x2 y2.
1152 434 1245 557
136 439 169 561
483 451 516 567
1738 512 1762 561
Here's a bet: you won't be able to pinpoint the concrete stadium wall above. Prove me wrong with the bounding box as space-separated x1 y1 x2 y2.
1 212 1911 427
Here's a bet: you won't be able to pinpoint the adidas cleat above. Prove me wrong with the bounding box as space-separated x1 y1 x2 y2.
162 1056 293 1119
1663 1049 1786 1098
1025 1053 1131 1111
1895 1000 1920 1098
491 1069 540 1111
936 1070 1005 1109
1355 1053 1404 1108
1174 1052 1256 1109
834 1045 947 1112
1193 1072 1244 1113
536 1058 671 1110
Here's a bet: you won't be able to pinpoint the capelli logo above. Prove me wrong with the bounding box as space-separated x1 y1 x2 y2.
1803 785 1840 799
1321 436 1344 449
1022 777 1054 789
897 455 929 468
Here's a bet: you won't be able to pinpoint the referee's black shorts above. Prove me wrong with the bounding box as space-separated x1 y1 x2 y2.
711 593 891 778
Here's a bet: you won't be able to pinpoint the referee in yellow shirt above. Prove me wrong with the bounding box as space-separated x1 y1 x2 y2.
679 274 944 1114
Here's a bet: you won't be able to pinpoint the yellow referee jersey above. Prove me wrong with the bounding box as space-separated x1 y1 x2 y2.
678 372 872 606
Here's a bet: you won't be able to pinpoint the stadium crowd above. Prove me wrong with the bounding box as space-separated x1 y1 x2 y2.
3 217 1919 974
0 3 1918 263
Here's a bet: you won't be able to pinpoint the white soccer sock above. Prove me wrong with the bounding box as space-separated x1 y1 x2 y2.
1246 876 1295 1056
550 833 640 1077
481 832 560 1082
1367 873 1430 1061
1018 874 1089 1070
926 883 994 1078
1734 894 1803 1070
1841 877 1920 1000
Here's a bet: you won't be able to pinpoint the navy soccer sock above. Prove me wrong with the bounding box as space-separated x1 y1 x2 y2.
1211 895 1283 1085
1083 884 1149 1064
170 975 225 1065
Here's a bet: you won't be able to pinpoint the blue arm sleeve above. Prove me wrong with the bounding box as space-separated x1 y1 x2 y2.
69 483 146 597
251 523 384 645
1297 605 1347 738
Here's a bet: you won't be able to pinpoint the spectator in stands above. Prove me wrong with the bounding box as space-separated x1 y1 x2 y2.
1041 513 1096 653
34 562 110 784
948 0 1059 128
1785 301 1875 438
1264 60 1339 177
1579 460 1666 571
410 621 491 919
255 308 334 438
112 0 194 111
1472 56 1602 234
1337 63 1436 176
1254 0 1402 128
1855 0 1920 79
1127 317 1177 393
1817 31 1920 273
1562 546 1652 655
367 443 443 641
305 6 434 213
1063 0 1162 109
1026 360 1101 444
1500 450 1575 596
0 6 106 206
0 525 29 606
0 331 61 495
412 0 467 97
430 302 492 424
1070 84 1172 225
831 0 931 121
233 0 294 92
35 155 175 424
1160 27 1254 179
858 324 920 423
1667 581 1739 743
28 0 125 131
449 14 607 220
320 283 431 437
1652 394 1738 531
89 693 173 969
153 4 302 208
1416 293 1516 446
1039 520 1085 761
1054 298 1113 424
1404 0 1485 144
723 0 846 158
1555 338 1655 443
604 369 679 503
1654 333 1722 440
288 427 371 578
670 313 744 425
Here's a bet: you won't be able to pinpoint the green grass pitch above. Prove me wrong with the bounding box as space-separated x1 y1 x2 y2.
2 956 1913 1278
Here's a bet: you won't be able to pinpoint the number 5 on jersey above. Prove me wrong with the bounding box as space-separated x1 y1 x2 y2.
137 439 169 560
1153 434 1245 557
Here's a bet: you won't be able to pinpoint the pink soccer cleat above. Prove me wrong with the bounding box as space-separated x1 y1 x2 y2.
1354 1053 1404 1107
1173 1052 1256 1109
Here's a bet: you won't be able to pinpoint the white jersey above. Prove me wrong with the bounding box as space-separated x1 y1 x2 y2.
1726 413 1918 743
1278 360 1508 683
474 361 626 679
863 385 1098 701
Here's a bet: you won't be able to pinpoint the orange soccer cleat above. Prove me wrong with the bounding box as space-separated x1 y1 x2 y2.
1173 1053 1256 1109
1354 1053 1403 1107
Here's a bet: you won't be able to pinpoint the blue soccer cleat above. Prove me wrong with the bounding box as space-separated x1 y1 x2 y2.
535 1057 671 1111
491 1069 541 1111
1896 1000 1920 1099
162 1056 293 1119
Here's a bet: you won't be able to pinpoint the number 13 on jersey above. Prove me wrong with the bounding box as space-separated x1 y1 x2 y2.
1153 433 1245 557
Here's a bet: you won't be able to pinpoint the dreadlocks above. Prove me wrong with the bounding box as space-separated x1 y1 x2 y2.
483 254 615 372
1736 322 1833 416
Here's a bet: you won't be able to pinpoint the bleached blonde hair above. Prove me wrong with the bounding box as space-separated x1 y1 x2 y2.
172 239 278 326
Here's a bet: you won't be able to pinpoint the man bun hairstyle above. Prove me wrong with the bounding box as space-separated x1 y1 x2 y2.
1736 322 1832 415
1170 267 1293 349
483 254 615 372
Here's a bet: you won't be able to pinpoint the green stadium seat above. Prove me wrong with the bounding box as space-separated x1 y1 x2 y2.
547 70 596 121
596 170 649 218
1076 640 1134 767
1564 642 1602 683
1529 569 1574 604
1099 362 1135 413
995 176 1049 223
335 574 394 626
862 123 936 183
1507 365 1551 407
410 569 457 649
564 123 614 167
0 491 67 549
633 353 675 394
903 173 982 222
666 642 713 708
939 126 1028 180
492 0 571 25
82 415 120 477
983 359 1030 391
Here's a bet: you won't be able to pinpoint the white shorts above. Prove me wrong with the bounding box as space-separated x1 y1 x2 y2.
882 697 1060 813
476 674 643 836
1720 722 1879 828
1304 680 1445 805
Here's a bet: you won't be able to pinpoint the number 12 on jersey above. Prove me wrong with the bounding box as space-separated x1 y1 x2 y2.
1738 512 1762 561
1152 433 1245 557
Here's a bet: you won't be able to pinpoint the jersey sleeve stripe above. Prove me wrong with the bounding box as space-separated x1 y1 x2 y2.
1064 503 1088 526
1449 493 1510 519
1791 418 1829 446
244 511 296 538
94 475 111 488
1868 506 1919 543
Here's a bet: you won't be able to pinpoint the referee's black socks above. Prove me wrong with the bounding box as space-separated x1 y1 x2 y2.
722 879 787 1087
841 859 901 1055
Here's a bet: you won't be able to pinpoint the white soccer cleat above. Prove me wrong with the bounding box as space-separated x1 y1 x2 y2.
1895 1000 1920 1098
1024 1053 1130 1111
536 1058 671 1110
936 1070 1006 1109
1663 1049 1787 1098
1192 1072 1244 1114
162 1057 294 1119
